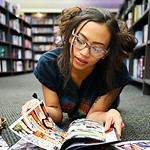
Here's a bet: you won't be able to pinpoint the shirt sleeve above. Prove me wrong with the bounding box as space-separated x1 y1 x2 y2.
113 62 131 88
98 62 131 96
34 52 60 93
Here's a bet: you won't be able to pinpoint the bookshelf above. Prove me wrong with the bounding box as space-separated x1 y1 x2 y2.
25 12 60 67
119 0 150 95
0 1 34 76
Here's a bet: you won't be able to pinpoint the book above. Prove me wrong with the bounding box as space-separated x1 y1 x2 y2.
9 98 120 150
113 140 150 150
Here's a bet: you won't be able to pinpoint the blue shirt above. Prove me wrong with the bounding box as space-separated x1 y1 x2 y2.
34 47 131 119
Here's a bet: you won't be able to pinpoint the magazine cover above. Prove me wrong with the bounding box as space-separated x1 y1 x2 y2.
9 98 120 150
113 140 150 150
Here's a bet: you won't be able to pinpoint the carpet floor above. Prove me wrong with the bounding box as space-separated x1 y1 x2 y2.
0 73 150 147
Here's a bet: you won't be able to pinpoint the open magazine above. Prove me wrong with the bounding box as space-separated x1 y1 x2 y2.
9 138 44 150
9 98 120 150
0 136 9 150
113 140 150 150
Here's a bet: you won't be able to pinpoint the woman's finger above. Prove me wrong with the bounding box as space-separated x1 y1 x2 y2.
114 121 122 137
104 116 113 131
21 99 39 115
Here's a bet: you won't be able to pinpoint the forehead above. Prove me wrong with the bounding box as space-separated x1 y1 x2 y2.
76 21 111 45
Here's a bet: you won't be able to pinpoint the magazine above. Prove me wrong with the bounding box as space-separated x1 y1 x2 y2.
9 138 44 150
113 140 150 150
9 98 120 150
0 136 9 150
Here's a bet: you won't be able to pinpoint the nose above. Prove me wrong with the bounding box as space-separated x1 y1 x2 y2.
79 47 90 57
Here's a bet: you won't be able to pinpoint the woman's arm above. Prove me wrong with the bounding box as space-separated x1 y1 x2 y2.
42 85 63 124
86 88 124 136
22 85 63 124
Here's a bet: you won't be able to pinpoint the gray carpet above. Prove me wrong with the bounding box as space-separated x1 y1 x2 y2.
0 73 150 147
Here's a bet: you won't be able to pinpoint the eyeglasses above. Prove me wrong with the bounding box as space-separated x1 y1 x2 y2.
72 33 109 57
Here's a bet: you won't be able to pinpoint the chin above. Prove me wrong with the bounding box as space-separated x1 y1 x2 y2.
72 62 86 70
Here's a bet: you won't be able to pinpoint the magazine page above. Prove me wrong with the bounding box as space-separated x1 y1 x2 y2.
9 138 44 150
9 99 66 150
66 119 106 141
60 118 120 150
0 136 9 150
113 140 150 150
105 127 120 143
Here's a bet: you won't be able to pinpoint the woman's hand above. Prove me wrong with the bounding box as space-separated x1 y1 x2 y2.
21 98 39 115
104 109 124 137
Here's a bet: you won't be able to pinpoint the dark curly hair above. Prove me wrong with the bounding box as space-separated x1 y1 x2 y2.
56 6 137 89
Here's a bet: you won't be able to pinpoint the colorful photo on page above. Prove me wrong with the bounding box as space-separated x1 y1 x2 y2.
33 101 65 137
0 136 9 150
9 138 44 150
9 99 66 149
113 140 150 150
66 119 106 142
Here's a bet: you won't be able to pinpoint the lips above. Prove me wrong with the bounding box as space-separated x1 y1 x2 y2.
74 56 88 65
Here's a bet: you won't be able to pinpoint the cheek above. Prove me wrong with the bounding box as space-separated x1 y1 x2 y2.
72 46 79 56
88 57 100 65
90 55 104 64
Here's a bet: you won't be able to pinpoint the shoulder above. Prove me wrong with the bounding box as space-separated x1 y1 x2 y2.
34 47 63 92
117 62 129 76
96 61 131 95
35 47 64 74
113 62 131 88
39 47 63 63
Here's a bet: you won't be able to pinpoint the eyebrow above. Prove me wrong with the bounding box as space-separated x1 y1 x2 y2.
79 32 105 47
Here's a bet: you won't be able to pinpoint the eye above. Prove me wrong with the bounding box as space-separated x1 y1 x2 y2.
92 47 103 53
75 36 85 45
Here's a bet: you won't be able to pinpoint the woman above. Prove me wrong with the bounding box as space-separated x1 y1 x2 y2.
22 7 136 137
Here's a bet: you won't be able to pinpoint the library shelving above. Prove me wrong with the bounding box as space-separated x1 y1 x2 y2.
25 12 60 67
119 0 150 95
0 1 34 76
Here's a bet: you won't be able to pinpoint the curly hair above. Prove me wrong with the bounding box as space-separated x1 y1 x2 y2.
56 6 137 89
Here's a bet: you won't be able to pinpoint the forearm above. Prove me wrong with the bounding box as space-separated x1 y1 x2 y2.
46 106 63 124
86 111 108 123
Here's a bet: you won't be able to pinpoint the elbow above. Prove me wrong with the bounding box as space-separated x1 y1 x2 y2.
46 106 63 125
54 113 63 125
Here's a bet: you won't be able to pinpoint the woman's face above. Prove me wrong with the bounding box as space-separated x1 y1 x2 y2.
70 21 111 72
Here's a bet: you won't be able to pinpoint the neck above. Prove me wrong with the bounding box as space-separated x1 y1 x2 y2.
71 65 95 83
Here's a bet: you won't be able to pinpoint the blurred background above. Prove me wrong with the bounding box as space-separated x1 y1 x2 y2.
0 0 150 148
